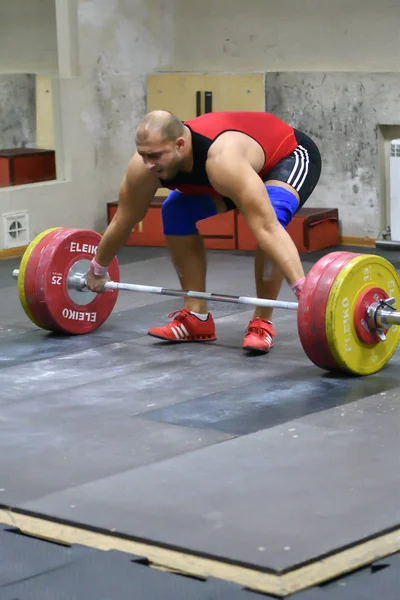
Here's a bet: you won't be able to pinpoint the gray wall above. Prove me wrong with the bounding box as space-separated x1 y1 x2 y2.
266 72 400 238
0 0 163 249
0 0 58 74
1 0 400 248
0 75 36 149
158 0 400 73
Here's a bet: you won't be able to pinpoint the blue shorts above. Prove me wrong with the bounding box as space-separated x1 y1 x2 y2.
162 184 300 236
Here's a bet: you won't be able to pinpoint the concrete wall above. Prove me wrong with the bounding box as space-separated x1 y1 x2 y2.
158 0 400 73
0 0 167 248
0 75 36 148
156 0 400 240
266 72 400 238
0 0 58 75
0 0 399 249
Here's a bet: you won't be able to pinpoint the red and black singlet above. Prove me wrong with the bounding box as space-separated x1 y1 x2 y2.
159 111 298 196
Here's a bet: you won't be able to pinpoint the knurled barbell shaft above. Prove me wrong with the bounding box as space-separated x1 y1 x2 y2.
103 283 400 323
103 280 299 310
12 268 298 311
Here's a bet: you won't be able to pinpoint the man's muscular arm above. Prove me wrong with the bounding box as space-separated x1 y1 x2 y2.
86 154 159 293
206 148 305 287
95 153 160 267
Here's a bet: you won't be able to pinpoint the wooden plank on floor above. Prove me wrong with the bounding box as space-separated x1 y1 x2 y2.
1 509 400 597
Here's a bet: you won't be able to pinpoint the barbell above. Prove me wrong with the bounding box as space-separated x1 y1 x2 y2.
10 226 400 376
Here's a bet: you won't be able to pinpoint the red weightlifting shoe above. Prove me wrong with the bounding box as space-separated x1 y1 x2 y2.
148 309 216 342
242 317 276 353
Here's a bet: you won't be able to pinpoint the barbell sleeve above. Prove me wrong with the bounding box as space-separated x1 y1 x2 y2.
373 307 400 327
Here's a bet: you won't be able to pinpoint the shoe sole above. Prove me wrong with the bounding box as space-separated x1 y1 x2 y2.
242 344 274 354
148 332 217 342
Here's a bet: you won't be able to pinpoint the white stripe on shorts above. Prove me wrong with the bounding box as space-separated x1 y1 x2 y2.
286 145 310 192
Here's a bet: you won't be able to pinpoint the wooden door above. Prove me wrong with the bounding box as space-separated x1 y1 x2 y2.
147 73 265 120
146 73 265 249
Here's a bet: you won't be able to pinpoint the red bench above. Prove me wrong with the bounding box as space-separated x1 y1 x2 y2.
107 199 339 254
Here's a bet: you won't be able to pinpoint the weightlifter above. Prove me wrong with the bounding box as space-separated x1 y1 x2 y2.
87 110 322 353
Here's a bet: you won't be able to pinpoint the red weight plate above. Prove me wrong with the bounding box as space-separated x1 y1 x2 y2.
353 286 389 345
298 251 360 371
23 228 64 331
24 227 83 331
35 229 120 334
34 229 84 332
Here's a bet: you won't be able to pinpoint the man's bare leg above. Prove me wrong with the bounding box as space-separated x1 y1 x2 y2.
166 233 208 314
251 180 304 296
165 197 227 314
253 246 284 321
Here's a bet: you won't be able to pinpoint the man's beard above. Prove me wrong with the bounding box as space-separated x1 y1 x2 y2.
160 158 182 181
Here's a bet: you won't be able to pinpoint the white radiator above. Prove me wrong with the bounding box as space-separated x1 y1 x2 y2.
390 139 400 242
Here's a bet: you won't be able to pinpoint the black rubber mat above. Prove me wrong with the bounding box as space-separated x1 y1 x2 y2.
3 244 400 587
143 369 400 435
0 526 91 587
20 388 400 573
2 525 400 599
294 553 400 599
0 526 265 599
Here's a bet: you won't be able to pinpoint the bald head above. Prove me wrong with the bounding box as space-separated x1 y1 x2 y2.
135 111 191 181
136 110 184 145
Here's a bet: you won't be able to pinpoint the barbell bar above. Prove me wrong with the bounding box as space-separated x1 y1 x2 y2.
12 268 299 310
11 226 400 376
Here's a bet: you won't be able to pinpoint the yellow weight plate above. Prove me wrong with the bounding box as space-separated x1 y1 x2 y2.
325 254 400 375
18 228 61 328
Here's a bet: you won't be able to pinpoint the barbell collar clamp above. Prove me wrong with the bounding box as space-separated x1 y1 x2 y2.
369 297 400 329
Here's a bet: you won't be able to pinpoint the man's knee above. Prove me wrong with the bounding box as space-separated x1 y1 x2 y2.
266 185 299 228
162 190 217 236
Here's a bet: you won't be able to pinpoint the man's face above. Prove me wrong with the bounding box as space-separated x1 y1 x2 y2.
137 132 184 180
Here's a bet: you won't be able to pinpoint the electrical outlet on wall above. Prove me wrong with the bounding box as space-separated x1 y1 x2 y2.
2 211 30 249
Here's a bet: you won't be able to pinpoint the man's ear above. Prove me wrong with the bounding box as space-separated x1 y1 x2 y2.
176 137 185 151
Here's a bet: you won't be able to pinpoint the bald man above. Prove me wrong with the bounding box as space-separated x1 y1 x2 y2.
87 110 321 353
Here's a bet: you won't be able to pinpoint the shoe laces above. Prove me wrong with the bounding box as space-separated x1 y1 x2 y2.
246 319 276 337
168 308 191 323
